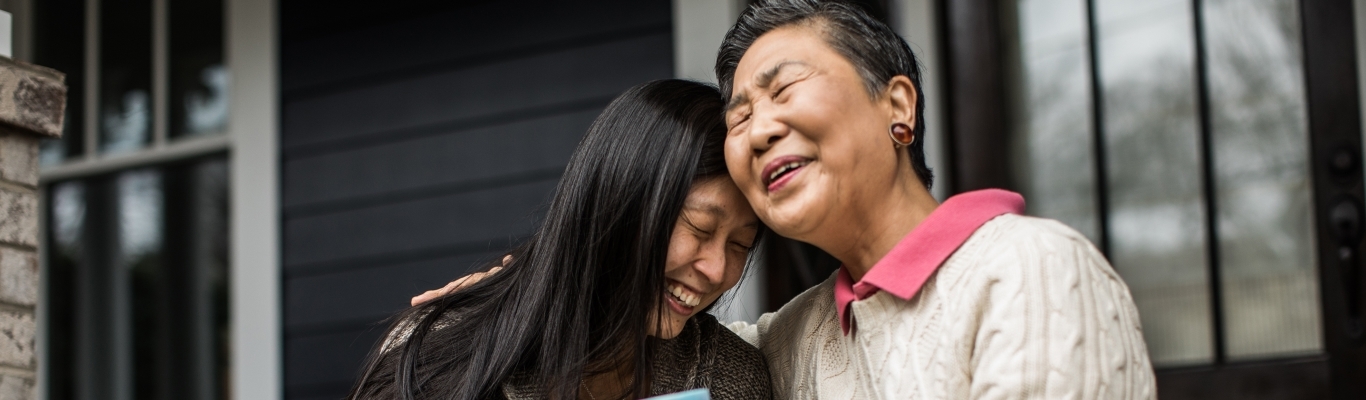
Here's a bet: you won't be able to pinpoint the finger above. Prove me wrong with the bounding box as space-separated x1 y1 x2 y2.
411 289 439 306
412 266 505 306
446 275 473 291
501 255 513 266
411 276 468 306
453 268 502 290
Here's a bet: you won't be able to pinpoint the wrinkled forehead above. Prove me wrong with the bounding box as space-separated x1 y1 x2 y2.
685 178 759 226
733 23 829 83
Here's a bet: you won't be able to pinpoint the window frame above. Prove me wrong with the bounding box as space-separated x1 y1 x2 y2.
29 0 281 399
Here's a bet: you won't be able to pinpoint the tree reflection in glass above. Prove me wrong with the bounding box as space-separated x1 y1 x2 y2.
1095 0 1214 367
1009 0 1101 244
1204 0 1318 361
170 0 228 138
1011 0 1320 367
98 0 153 154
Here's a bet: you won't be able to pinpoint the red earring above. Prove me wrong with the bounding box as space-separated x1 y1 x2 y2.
889 122 914 147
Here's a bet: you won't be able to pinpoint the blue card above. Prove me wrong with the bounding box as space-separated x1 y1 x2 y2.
643 388 711 400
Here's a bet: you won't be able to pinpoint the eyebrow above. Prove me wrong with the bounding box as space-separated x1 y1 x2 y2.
725 60 810 113
684 203 761 229
725 93 749 114
685 203 726 218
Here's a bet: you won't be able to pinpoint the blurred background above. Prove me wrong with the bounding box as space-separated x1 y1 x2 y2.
13 0 1366 398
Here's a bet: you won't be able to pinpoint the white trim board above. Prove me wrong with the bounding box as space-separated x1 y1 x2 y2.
227 0 281 399
672 0 744 84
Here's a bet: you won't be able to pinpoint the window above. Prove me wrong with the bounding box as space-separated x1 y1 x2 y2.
46 158 229 400
1004 0 1317 368
34 0 231 398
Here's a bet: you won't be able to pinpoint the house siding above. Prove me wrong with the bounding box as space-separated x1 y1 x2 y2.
278 1 674 398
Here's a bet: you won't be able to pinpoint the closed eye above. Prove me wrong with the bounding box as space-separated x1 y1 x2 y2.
728 113 750 131
681 215 716 240
772 82 793 99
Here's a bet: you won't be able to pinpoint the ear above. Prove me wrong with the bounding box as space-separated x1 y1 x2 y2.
882 75 918 130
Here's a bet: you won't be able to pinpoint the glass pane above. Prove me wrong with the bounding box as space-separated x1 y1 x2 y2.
1008 0 1101 242
1095 0 1214 367
1204 0 1320 360
46 182 86 400
99 0 153 154
46 158 231 399
163 158 231 399
195 159 231 400
55 175 128 400
33 0 87 165
117 169 164 400
118 171 163 267
169 0 228 138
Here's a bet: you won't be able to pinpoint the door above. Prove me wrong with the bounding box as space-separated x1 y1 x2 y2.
942 0 1366 398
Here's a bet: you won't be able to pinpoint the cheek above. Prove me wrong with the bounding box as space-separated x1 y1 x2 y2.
661 227 683 270
726 265 745 292
663 228 694 275
723 256 745 290
725 140 775 217
793 85 885 153
808 119 892 180
724 139 755 185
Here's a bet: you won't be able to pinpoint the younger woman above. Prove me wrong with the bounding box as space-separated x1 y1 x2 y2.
347 80 773 400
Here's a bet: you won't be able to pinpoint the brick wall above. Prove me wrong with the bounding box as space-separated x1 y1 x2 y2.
0 57 65 400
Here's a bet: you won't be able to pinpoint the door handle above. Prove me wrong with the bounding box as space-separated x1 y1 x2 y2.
1331 198 1364 338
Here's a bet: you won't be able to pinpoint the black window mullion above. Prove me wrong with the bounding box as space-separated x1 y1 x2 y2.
1083 0 1112 257
1190 0 1227 365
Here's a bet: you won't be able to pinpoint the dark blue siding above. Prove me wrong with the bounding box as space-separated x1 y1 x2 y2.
279 1 673 398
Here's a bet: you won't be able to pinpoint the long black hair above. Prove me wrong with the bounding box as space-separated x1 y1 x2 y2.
348 79 735 400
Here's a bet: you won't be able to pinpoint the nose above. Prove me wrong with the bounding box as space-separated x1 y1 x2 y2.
746 106 786 153
694 240 728 287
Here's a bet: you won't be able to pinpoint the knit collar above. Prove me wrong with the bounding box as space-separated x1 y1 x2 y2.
834 189 1025 334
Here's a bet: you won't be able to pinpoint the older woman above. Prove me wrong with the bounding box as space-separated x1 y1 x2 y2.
715 0 1154 398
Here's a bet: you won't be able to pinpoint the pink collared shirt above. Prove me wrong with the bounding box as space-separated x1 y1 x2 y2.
834 189 1025 334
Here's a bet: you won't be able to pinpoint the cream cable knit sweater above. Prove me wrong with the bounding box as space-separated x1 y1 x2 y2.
728 214 1156 399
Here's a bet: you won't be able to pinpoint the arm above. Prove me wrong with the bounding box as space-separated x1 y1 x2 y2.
419 258 804 352
967 228 1155 399
410 256 508 306
421 256 795 348
723 269 838 347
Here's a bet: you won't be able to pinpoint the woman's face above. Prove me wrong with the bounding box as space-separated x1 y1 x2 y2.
651 177 760 339
722 24 908 242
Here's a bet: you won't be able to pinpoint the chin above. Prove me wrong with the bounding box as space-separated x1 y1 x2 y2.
763 205 821 239
656 323 684 339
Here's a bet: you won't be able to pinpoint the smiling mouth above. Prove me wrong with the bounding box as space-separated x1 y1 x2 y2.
762 156 812 192
667 281 702 308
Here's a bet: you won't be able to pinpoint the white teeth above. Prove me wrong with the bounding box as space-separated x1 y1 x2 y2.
767 161 808 183
668 283 701 307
